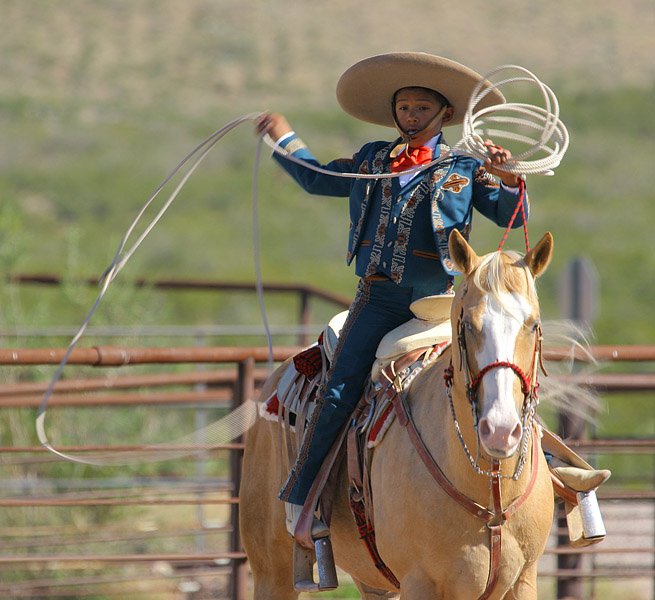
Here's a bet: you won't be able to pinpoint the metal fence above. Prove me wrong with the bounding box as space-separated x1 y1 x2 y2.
0 343 653 599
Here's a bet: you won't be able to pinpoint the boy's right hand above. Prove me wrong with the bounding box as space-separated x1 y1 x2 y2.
255 112 293 141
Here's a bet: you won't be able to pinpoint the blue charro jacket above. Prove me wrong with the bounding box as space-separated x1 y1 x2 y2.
273 134 529 295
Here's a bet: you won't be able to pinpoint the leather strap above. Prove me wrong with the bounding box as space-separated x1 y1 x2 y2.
295 422 350 549
390 387 494 522
550 472 579 505
481 525 503 600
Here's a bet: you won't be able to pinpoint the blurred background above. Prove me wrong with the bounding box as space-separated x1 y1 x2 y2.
0 1 653 598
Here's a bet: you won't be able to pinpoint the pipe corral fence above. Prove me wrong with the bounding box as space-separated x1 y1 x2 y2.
0 275 653 599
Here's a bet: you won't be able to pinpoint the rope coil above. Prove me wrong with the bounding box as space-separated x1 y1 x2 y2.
455 65 569 176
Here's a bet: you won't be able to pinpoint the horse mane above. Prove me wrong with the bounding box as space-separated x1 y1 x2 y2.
539 319 604 423
471 250 538 319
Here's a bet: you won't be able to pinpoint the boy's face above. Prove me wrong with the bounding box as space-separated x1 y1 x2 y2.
394 87 454 147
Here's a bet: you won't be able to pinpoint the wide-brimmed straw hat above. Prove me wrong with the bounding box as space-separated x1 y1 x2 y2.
336 52 505 128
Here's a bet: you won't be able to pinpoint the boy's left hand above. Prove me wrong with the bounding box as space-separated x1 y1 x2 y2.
483 139 521 187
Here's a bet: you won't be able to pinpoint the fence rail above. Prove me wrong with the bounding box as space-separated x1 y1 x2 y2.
0 344 653 599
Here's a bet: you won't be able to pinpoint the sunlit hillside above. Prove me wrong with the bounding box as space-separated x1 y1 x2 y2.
1 0 653 343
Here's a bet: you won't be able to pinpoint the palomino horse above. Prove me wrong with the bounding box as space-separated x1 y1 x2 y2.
240 229 555 599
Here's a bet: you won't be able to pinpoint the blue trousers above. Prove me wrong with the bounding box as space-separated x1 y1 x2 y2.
278 278 418 505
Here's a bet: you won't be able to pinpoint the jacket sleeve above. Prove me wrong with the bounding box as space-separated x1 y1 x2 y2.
470 165 530 229
271 133 354 198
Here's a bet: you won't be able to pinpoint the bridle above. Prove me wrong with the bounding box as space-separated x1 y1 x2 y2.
444 305 546 480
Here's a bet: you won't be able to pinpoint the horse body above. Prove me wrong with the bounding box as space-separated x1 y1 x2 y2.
240 231 555 599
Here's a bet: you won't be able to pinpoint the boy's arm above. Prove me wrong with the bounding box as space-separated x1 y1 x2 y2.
256 112 353 197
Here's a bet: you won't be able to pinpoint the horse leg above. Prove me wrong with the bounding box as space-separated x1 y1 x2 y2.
353 578 400 599
505 561 539 600
241 495 298 600
242 504 298 600
240 400 299 600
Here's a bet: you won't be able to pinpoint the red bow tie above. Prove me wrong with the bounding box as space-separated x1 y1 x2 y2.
390 145 433 173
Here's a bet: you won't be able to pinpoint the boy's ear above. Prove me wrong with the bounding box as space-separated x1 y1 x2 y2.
442 106 455 124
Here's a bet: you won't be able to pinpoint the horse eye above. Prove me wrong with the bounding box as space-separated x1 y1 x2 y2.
525 319 540 332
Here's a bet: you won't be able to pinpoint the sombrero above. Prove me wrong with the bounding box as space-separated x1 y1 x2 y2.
336 52 505 128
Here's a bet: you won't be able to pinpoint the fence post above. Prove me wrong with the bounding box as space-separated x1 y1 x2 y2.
230 357 254 600
299 289 311 347
556 257 599 599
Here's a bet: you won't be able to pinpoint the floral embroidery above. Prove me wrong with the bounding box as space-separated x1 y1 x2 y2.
363 145 395 276
474 166 500 188
348 159 373 262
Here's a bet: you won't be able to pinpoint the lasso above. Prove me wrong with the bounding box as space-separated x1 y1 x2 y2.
454 65 569 177
36 65 568 465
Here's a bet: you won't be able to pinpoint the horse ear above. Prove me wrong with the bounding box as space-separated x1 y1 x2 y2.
449 229 480 275
524 232 554 278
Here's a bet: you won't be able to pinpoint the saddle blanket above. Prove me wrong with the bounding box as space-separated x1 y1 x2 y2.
260 338 451 448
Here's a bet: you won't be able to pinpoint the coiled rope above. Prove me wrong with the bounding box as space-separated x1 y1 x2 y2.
36 65 568 465
455 64 569 177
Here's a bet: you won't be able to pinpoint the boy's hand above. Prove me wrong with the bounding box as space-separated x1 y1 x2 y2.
483 139 521 187
256 113 293 141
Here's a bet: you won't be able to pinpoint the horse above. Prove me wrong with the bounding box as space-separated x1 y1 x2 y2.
239 229 556 599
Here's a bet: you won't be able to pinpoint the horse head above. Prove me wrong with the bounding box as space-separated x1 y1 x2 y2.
448 229 554 461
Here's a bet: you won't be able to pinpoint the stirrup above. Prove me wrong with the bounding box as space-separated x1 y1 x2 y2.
293 538 339 592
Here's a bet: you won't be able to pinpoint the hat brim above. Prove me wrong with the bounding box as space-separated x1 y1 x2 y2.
336 52 505 128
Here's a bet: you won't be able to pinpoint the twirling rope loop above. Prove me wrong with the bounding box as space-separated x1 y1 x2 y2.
455 65 569 176
36 65 568 465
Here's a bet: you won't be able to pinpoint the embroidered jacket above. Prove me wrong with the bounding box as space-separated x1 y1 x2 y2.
274 134 529 296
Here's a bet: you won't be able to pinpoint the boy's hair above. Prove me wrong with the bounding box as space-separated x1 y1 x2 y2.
392 86 452 110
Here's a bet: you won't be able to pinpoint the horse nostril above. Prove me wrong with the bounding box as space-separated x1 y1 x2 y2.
509 422 523 445
478 416 522 456
479 419 492 439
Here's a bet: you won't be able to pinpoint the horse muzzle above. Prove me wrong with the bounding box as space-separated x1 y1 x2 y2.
478 416 523 459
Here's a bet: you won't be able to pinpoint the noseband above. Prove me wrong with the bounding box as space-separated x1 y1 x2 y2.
444 307 546 480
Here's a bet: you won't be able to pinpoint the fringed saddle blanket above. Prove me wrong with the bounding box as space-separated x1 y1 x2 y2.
259 336 327 430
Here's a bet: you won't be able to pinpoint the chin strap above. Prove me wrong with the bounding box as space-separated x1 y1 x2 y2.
392 104 448 145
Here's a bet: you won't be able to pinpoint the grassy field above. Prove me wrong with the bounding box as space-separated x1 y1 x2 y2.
1 0 654 343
